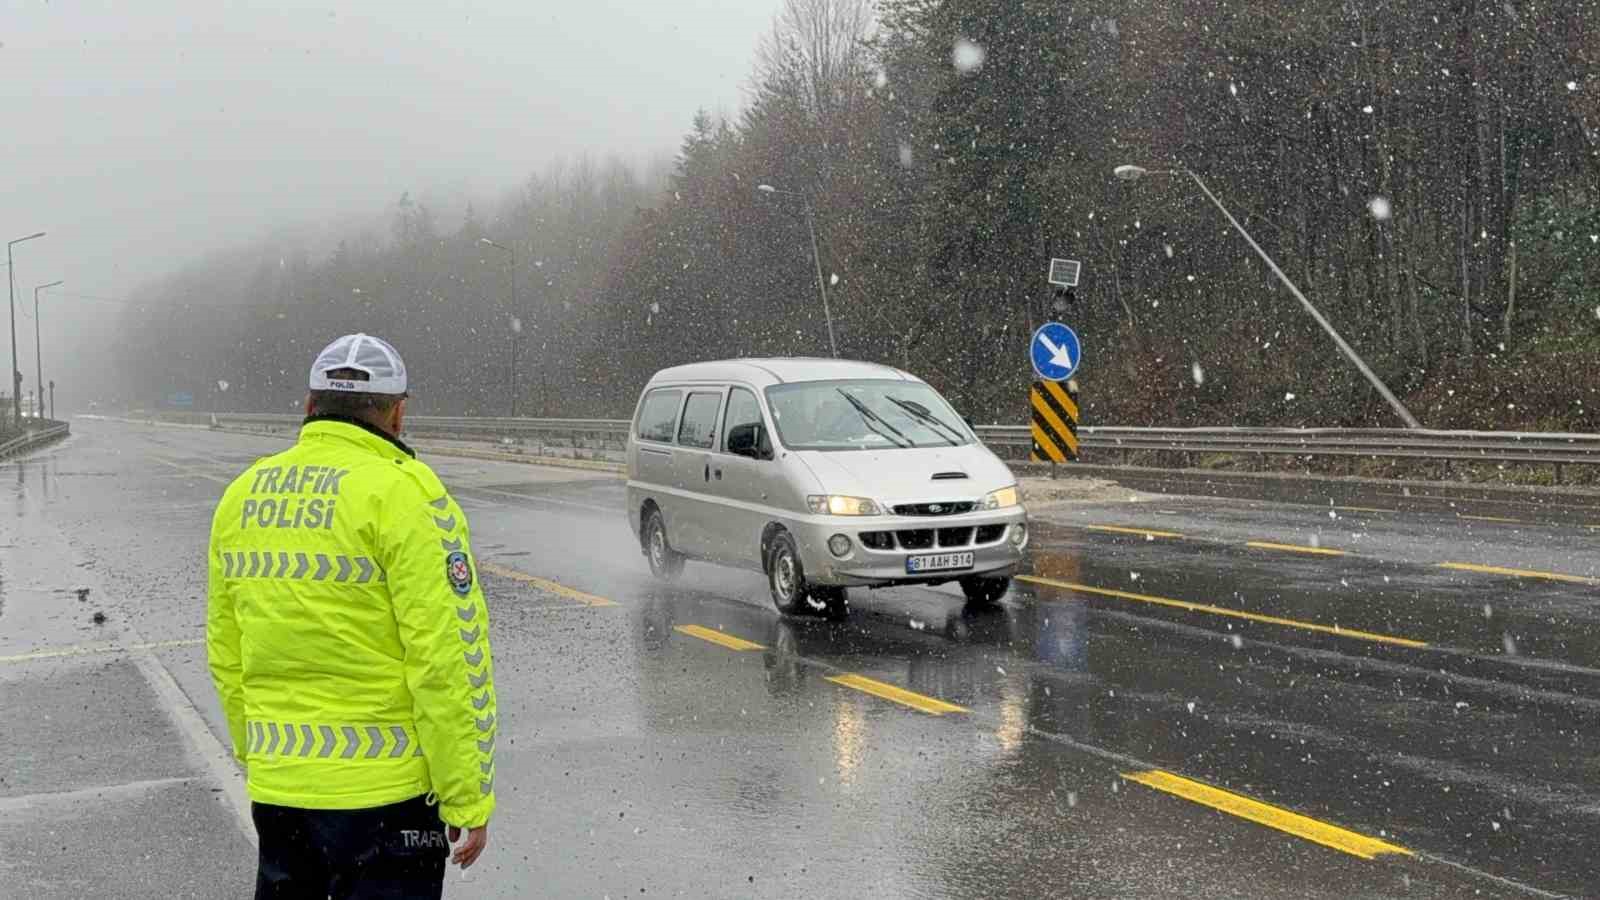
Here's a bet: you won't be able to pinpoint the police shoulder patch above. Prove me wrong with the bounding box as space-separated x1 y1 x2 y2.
446 551 474 596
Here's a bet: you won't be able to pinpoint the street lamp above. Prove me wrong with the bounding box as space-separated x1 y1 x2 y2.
479 237 521 417
33 280 62 419
758 183 838 358
1114 164 1421 429
7 231 45 424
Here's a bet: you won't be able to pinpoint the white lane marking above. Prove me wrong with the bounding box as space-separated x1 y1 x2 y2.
127 638 256 846
464 485 612 514
0 776 201 813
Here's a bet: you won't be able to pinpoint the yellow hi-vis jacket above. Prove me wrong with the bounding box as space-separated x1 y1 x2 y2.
207 417 498 828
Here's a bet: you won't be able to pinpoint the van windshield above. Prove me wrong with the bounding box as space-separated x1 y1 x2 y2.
765 380 973 451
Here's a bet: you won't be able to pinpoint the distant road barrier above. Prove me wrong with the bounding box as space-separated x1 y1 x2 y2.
0 420 70 460
166 412 1600 479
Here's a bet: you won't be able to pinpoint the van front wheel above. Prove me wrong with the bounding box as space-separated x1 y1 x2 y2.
959 575 1011 606
767 532 809 614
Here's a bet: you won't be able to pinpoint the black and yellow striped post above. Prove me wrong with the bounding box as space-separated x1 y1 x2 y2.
1029 380 1079 466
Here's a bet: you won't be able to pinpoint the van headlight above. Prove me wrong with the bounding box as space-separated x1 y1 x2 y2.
980 486 1020 510
807 495 881 516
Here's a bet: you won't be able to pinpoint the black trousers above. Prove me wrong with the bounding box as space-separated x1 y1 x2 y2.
252 793 448 900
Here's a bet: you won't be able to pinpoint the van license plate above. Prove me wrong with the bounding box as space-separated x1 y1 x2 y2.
906 552 975 574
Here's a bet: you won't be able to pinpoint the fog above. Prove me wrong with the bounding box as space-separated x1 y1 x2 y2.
2 0 777 412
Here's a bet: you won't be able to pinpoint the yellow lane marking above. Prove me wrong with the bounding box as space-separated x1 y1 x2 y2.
1122 770 1411 860
825 673 968 715
1437 562 1599 587
673 624 765 651
1017 576 1428 648
0 638 205 665
1085 524 1185 540
147 454 232 484
1246 541 1348 557
481 563 618 606
1457 514 1524 524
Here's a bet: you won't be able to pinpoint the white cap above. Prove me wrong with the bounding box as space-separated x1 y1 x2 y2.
308 333 408 395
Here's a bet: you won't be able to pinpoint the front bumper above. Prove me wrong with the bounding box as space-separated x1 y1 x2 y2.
790 506 1029 587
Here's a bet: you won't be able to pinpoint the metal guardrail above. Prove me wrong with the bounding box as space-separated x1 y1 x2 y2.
0 420 70 460
977 426 1600 469
192 413 1600 472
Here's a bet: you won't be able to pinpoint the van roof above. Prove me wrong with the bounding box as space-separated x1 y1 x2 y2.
646 357 918 388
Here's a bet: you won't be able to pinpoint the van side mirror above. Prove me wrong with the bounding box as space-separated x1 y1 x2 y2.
727 423 770 460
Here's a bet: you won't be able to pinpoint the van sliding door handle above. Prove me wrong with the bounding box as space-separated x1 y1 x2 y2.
704 463 711 482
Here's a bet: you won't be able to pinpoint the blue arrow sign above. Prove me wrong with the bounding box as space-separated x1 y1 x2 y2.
1030 322 1081 382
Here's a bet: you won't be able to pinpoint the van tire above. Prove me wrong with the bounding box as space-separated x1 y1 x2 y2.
807 585 850 620
643 509 684 581
959 575 1011 606
766 531 809 614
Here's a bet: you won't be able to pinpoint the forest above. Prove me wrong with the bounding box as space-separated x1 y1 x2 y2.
116 0 1600 430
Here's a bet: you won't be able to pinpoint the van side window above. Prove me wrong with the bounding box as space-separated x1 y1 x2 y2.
677 391 722 449
636 389 682 443
723 388 767 453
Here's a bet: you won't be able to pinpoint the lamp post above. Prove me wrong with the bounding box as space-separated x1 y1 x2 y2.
7 231 46 424
479 237 520 417
1113 164 1420 429
758 184 837 358
34 280 62 419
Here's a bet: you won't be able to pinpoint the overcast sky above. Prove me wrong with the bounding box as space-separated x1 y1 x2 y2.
1 0 778 398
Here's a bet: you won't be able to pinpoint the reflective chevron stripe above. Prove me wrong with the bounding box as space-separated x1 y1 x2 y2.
221 551 385 583
245 720 420 760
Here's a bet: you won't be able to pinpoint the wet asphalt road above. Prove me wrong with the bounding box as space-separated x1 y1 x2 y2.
3 418 1599 898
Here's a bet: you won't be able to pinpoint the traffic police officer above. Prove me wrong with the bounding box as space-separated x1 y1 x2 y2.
207 333 498 898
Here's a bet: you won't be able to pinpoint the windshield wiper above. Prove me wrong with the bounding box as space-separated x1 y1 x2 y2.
837 389 912 448
886 396 963 446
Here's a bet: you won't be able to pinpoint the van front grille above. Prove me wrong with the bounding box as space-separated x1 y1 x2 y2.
860 528 989 551
892 502 975 517
859 531 895 551
937 527 974 548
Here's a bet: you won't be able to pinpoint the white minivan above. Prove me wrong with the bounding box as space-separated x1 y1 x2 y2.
625 358 1029 615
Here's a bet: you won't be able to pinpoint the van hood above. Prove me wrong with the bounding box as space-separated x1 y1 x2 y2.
793 446 1013 503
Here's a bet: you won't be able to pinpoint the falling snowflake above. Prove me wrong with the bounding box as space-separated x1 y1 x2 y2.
649 302 660 314
1229 82 1238 97
874 70 888 89
952 39 985 73
1285 392 1297 401
1368 196 1392 221
898 141 914 169
1568 81 1580 92
1164 244 1174 258
1362 105 1375 114
829 273 840 286
1191 363 1206 386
